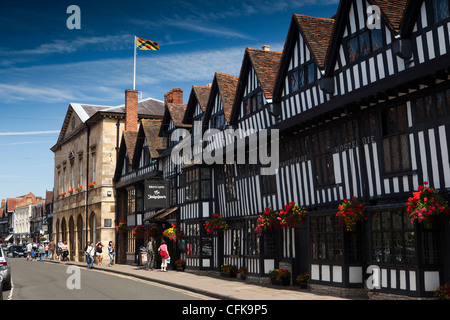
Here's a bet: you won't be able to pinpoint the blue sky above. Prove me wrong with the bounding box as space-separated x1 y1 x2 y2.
0 0 339 200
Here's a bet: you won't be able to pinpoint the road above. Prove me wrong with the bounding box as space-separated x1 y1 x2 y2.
3 258 213 300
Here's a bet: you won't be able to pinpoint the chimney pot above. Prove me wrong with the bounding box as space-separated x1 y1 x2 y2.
262 45 270 51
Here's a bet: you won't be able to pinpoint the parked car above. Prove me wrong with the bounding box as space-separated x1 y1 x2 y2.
0 275 3 300
8 245 26 258
0 247 11 291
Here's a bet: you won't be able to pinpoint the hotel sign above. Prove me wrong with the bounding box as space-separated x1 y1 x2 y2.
145 179 169 209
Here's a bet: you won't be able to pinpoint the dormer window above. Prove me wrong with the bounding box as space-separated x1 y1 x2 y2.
211 111 225 129
346 28 383 64
243 90 264 116
288 61 317 94
434 0 450 24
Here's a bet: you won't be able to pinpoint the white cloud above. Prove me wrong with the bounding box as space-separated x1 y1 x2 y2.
0 130 59 136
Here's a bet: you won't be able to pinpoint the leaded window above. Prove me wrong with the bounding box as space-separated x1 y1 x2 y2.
312 129 335 187
346 28 384 64
381 104 410 174
434 0 450 23
288 62 316 94
310 215 343 261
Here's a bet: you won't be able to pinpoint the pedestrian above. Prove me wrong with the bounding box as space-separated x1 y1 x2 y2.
45 243 49 258
85 242 95 269
108 241 115 267
61 241 69 261
39 242 45 261
48 240 55 260
146 237 155 271
26 242 32 261
96 241 103 265
158 239 169 272
57 240 63 261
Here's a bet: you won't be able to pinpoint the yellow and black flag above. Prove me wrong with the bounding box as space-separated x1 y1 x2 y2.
136 37 160 51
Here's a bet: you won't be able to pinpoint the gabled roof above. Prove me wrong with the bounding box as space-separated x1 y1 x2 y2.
183 85 211 124
123 131 139 164
324 0 409 75
203 72 239 126
52 97 164 151
231 48 282 123
141 119 165 159
158 103 190 137
273 14 334 100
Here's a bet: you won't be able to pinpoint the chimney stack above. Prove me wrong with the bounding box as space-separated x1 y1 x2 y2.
125 89 139 132
164 88 183 104
262 45 270 51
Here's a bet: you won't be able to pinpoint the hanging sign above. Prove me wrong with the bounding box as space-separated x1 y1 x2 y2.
145 179 169 209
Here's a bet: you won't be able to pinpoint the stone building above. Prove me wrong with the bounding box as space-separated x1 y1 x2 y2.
51 91 164 262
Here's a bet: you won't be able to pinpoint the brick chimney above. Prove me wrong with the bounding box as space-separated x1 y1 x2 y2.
125 89 138 132
164 88 183 104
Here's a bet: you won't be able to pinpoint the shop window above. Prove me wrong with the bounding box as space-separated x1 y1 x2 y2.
310 215 343 261
185 223 200 256
246 219 260 256
371 210 415 264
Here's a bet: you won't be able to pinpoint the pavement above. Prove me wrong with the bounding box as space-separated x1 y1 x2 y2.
43 257 350 300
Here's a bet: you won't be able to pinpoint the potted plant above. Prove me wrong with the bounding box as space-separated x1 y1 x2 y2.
204 213 229 235
68 188 74 195
132 225 145 238
406 182 450 224
88 181 96 188
296 272 310 289
115 220 127 232
279 201 307 229
434 283 450 300
220 264 238 278
175 259 186 271
163 223 184 241
336 196 366 231
238 267 248 280
269 269 291 286
76 185 83 192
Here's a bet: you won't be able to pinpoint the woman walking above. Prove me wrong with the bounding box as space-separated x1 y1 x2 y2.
96 241 103 265
108 241 115 267
158 240 169 272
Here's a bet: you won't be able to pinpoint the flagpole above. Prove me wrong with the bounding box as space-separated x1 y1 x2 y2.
133 35 137 90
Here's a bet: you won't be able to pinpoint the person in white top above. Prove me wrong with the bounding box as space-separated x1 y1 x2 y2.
86 242 95 269
26 242 33 261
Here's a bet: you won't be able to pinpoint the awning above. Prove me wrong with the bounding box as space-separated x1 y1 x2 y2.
144 207 178 222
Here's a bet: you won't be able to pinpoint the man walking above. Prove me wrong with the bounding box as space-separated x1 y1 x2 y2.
48 241 55 260
146 237 156 270
86 242 95 270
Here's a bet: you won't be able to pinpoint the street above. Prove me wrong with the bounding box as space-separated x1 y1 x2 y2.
3 258 213 300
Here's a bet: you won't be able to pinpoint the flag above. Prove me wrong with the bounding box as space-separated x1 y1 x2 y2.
136 37 160 51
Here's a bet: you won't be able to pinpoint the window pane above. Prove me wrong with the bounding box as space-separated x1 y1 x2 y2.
400 134 411 171
436 91 449 116
298 68 305 87
435 0 450 22
371 28 383 51
307 63 316 85
289 71 299 93
359 31 371 56
347 36 359 63
383 138 392 173
424 95 434 121
390 136 400 172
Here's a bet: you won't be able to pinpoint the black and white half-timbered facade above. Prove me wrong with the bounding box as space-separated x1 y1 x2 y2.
113 0 450 299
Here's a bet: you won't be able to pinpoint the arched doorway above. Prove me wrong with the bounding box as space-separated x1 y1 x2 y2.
69 216 75 260
89 212 96 245
77 214 84 262
61 218 67 243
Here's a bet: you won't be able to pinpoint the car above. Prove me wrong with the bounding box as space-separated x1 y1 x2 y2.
8 245 26 258
0 247 11 291
0 275 3 300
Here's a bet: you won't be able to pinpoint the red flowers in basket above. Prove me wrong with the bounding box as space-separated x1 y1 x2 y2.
204 213 229 235
406 182 450 224
336 197 366 232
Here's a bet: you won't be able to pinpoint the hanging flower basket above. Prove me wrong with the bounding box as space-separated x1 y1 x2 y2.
204 213 229 235
88 181 96 188
279 201 307 229
163 223 184 241
406 182 450 224
76 185 83 192
254 207 280 234
146 224 162 239
336 197 366 231
115 220 127 232
132 225 145 238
